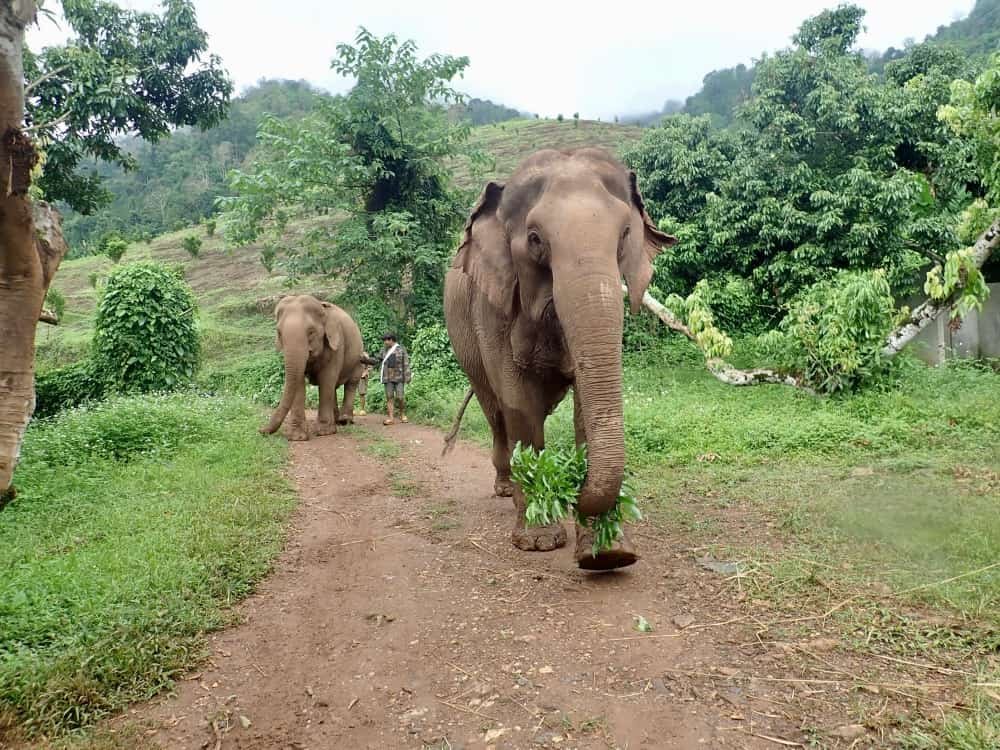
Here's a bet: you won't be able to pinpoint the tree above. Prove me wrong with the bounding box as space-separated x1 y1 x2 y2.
222 28 481 326
621 6 998 391
626 5 976 315
24 0 232 214
0 0 69 501
1 0 226 501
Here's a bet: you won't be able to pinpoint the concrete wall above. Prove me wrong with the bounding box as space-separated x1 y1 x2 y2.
910 282 1000 364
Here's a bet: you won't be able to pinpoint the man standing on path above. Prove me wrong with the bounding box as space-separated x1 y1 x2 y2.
362 333 411 425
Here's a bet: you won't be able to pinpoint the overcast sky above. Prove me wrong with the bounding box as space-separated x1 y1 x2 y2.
27 0 975 119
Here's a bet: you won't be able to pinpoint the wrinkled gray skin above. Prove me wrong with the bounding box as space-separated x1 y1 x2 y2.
260 295 365 441
443 148 676 570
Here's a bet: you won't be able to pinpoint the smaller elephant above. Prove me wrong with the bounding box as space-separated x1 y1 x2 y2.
259 294 365 441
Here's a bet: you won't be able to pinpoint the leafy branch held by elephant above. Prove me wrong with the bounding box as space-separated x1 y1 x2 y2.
259 294 366 441
443 147 676 570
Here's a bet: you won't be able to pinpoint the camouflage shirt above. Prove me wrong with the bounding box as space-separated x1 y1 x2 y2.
370 343 410 384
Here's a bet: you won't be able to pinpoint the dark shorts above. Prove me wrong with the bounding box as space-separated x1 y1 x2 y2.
384 381 405 399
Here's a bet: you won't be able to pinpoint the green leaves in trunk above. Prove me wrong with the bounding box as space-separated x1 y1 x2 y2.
510 442 642 556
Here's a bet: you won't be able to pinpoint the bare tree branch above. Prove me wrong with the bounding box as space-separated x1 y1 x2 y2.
23 63 70 96
23 109 70 133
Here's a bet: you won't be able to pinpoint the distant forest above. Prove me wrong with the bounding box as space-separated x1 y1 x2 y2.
59 0 999 251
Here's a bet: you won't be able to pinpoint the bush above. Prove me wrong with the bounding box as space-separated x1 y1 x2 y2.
409 323 464 387
182 235 202 258
757 270 896 393
100 234 128 264
92 262 200 394
199 352 285 406
87 271 100 289
24 394 216 467
44 287 65 321
33 360 105 419
203 218 216 237
344 296 406 353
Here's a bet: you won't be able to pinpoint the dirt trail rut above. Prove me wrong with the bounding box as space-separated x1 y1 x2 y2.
141 416 801 749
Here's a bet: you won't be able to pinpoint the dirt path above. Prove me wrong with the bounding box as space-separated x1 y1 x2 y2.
136 417 818 749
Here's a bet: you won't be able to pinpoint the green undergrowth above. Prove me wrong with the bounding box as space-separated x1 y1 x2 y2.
1 394 295 738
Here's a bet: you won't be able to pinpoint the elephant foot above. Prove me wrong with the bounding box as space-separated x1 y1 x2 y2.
313 419 338 436
494 478 515 497
284 424 310 442
337 413 355 425
574 525 639 571
512 522 567 552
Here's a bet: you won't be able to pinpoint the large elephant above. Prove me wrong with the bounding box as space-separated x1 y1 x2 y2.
259 295 365 441
443 148 676 570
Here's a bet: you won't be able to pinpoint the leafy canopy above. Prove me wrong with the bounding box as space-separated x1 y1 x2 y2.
26 0 232 213
222 28 482 327
624 4 981 319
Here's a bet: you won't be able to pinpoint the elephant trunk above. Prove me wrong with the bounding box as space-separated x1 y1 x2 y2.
262 330 307 434
552 245 626 519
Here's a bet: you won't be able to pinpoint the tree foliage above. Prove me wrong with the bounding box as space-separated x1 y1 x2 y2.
625 5 982 322
221 28 481 326
25 0 232 214
59 79 320 250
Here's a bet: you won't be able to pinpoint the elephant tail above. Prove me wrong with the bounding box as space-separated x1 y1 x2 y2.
442 387 476 456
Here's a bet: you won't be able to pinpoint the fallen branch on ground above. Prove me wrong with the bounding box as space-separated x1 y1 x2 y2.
624 285 810 390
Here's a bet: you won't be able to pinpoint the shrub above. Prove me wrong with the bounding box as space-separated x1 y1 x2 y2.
100 234 128 264
409 323 464 387
557 113 564 122
199 352 285 406
44 287 65 321
181 235 202 258
33 360 105 419
344 296 406 353
24 394 216 467
757 270 896 393
203 218 216 237
87 271 100 289
92 262 200 394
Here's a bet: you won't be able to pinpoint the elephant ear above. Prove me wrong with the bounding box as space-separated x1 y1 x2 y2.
454 181 516 316
320 302 343 351
621 171 677 314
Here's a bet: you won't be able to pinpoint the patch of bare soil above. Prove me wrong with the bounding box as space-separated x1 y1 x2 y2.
119 417 959 749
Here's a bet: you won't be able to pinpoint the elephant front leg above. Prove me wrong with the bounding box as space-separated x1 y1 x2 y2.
571 387 637 570
285 383 310 441
505 408 567 552
511 485 568 551
314 371 338 436
338 380 358 425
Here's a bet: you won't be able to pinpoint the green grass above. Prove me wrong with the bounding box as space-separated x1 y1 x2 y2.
420 339 1000 617
1 394 296 738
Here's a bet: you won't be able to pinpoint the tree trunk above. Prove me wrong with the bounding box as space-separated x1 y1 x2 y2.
0 0 66 499
882 219 999 358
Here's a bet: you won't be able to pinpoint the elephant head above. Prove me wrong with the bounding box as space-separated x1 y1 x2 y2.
455 149 676 517
260 295 343 435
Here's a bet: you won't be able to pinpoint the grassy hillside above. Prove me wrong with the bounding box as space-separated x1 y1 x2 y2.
456 118 643 187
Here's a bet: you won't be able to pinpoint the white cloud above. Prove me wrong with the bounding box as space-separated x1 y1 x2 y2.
27 0 975 119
